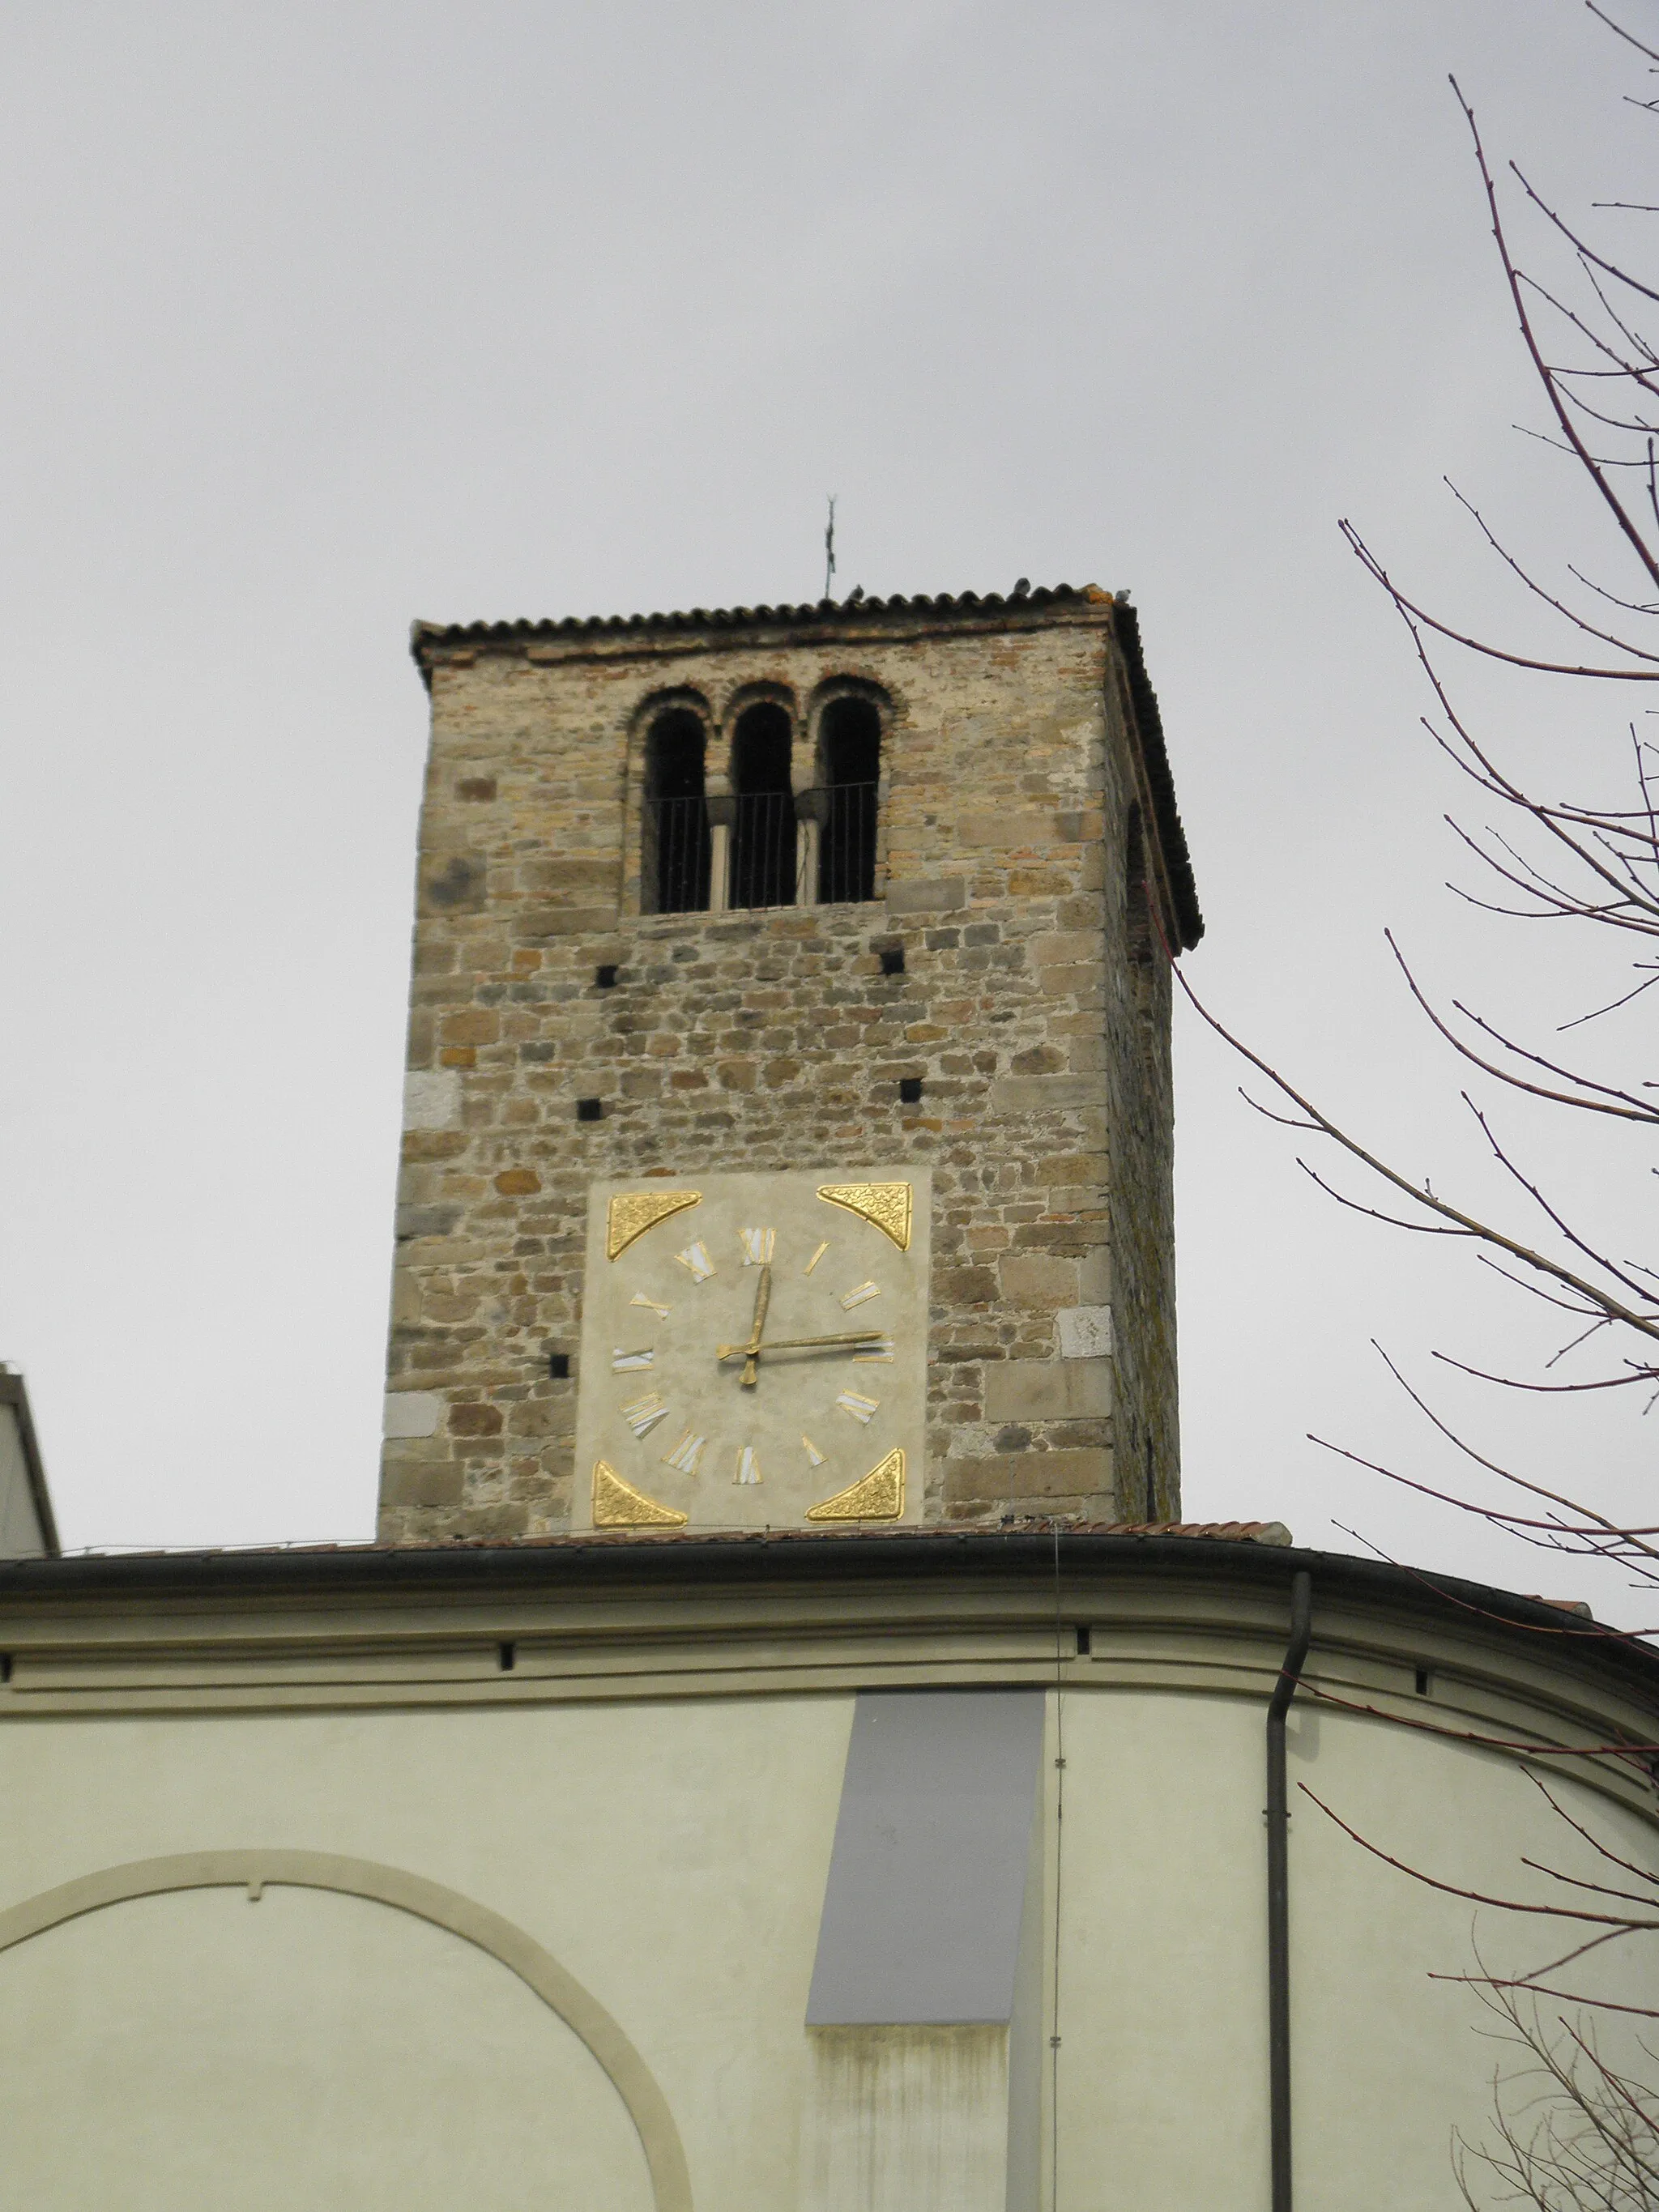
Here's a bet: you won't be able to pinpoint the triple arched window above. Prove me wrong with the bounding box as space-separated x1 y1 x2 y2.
637 686 886 916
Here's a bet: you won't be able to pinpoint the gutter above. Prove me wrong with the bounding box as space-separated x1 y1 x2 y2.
1266 1568 1314 2212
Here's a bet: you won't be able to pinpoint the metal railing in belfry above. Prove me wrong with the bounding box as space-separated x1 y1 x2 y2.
730 790 798 910
819 782 877 906
642 782 880 913
641 794 710 914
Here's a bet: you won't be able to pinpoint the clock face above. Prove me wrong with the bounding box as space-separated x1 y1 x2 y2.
574 1169 931 1529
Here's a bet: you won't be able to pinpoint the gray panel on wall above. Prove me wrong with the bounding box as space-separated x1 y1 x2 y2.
806 1688 1045 2026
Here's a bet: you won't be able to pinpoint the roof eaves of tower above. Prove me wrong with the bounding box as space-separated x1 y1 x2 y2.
408 582 1107 670
408 582 1203 951
1110 598 1204 950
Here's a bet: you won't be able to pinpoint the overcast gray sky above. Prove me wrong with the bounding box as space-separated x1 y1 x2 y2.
2 0 1650 1621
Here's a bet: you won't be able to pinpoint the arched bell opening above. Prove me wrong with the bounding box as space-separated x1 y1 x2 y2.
817 695 881 905
642 709 711 915
730 701 796 910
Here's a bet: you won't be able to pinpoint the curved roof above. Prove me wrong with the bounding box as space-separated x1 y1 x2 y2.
2 1524 1651 1705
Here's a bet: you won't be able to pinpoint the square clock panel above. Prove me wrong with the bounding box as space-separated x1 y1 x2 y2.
574 1168 931 1530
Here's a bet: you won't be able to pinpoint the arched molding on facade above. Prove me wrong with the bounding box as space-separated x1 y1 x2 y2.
803 676 894 785
625 688 714 918
714 680 799 782
0 1849 693 2212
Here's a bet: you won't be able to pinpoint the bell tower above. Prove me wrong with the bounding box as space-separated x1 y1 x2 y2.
377 585 1201 1541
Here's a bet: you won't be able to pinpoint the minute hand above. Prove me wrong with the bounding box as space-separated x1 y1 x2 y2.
717 1331 885 1359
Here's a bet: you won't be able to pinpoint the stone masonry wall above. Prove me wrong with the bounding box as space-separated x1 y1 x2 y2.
378 602 1184 1541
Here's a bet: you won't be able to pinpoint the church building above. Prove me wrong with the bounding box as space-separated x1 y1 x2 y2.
0 586 1653 2212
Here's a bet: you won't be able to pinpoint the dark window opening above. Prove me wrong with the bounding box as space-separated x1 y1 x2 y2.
879 945 905 976
899 1076 923 1104
642 709 711 914
731 702 796 910
819 696 881 904
498 1642 517 1672
1075 1625 1093 1657
548 1351 570 1380
595 964 618 990
576 1097 603 1122
1414 1666 1432 1698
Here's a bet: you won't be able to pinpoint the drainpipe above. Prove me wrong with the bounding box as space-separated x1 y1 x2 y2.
1266 1568 1313 2212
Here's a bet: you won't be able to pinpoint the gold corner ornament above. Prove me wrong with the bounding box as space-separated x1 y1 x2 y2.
817 1182 912 1252
806 1447 904 1524
607 1188 702 1262
592 1460 688 1528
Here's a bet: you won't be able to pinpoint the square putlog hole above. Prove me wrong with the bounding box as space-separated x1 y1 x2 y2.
576 1097 603 1122
879 946 906 976
595 964 619 989
898 1076 923 1104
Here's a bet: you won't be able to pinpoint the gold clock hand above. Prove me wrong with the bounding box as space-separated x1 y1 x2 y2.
740 1262 772 1388
717 1330 885 1359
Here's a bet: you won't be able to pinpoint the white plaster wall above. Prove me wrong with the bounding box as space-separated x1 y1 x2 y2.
1051 1689 1659 2212
0 1694 857 2212
0 1680 1653 2210
0 1886 653 2212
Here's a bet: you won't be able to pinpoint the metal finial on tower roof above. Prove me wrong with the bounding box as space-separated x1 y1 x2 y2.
823 496 837 601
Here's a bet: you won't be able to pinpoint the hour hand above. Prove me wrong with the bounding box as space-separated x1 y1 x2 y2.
739 1264 772 1388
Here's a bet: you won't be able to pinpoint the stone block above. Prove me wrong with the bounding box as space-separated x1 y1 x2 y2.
419 853 486 914
1004 1448 1113 1498
439 1009 499 1048
519 858 617 896
999 1253 1078 1308
494 1168 541 1196
983 1358 1112 1421
515 905 617 940
954 811 1063 851
402 1131 467 1162
395 1204 461 1241
1010 1044 1065 1076
942 1448 1112 1503
1057 1305 1114 1359
506 1400 561 1438
989 1075 1103 1116
450 1500 531 1540
382 1391 443 1438
403 1070 461 1130
1008 866 1074 897
379 1458 464 1507
885 877 967 915
449 1401 504 1437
